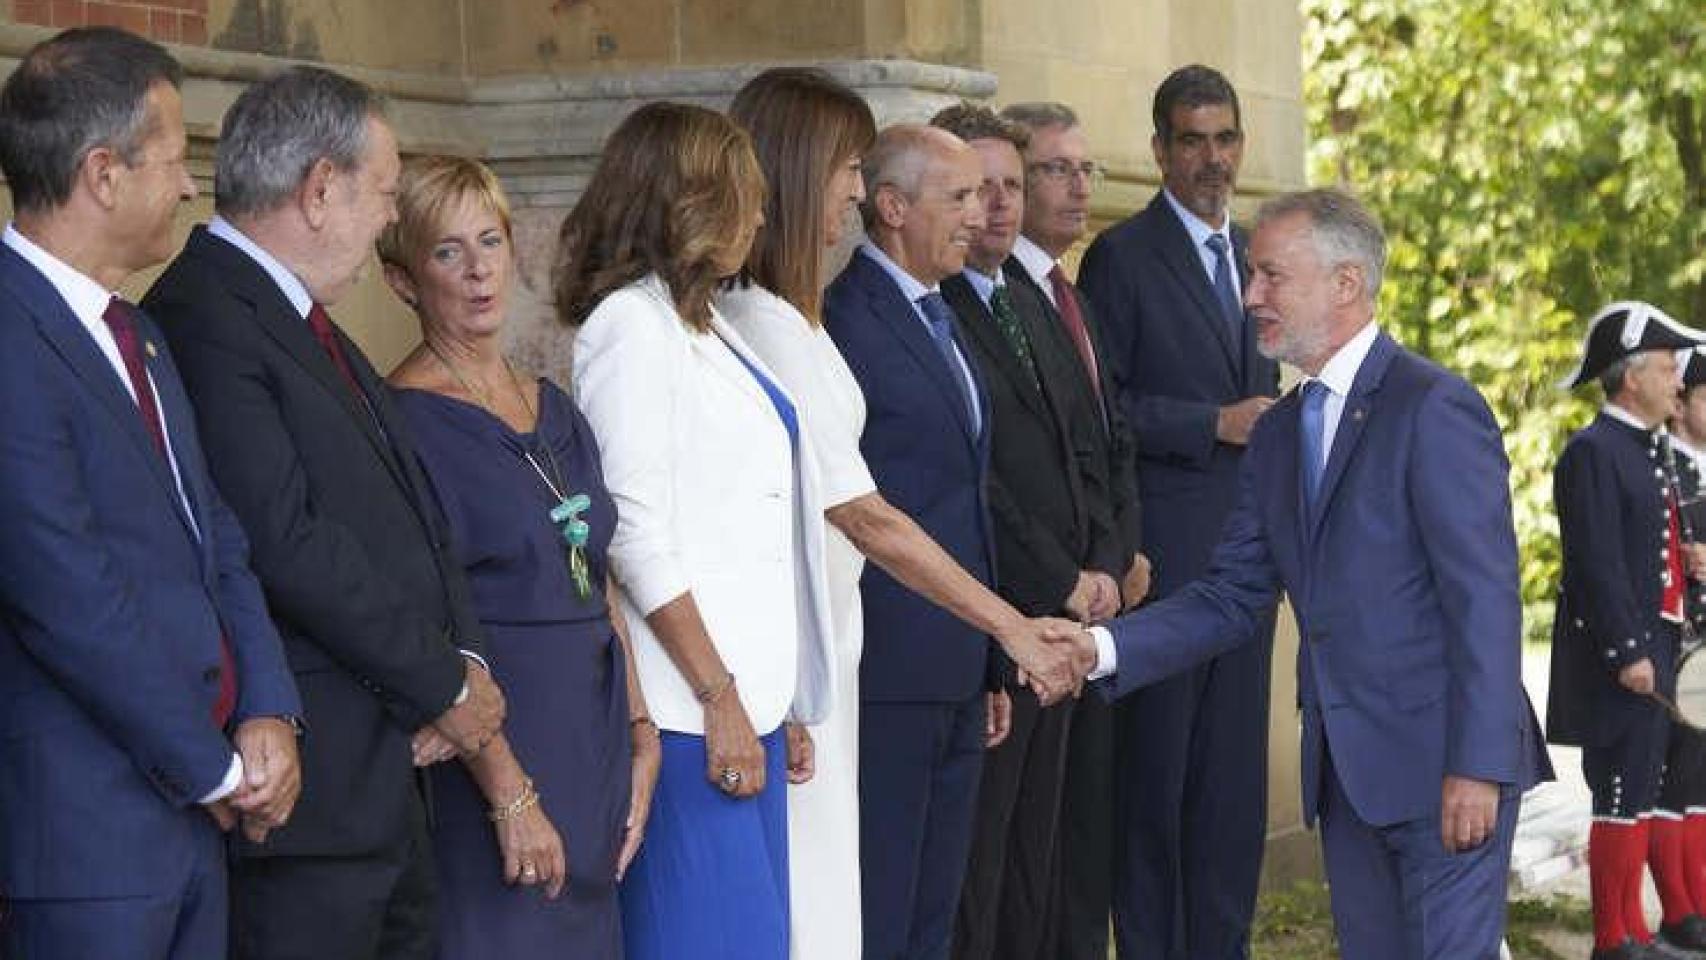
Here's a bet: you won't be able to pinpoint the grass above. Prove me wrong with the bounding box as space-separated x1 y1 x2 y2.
1246 882 1595 960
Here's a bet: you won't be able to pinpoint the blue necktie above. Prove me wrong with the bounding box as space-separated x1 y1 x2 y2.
1205 234 1244 335
1299 379 1328 505
917 292 978 428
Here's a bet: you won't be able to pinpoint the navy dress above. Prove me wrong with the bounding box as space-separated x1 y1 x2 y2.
393 380 631 959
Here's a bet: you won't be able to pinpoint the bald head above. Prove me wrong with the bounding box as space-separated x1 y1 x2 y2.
860 124 985 285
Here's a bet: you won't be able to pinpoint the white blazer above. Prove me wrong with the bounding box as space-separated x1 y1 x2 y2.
572 274 835 736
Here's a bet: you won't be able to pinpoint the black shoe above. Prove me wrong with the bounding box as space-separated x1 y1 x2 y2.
1662 915 1706 951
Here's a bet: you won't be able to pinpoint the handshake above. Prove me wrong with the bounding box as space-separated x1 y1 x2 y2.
999 555 1150 705
1001 618 1099 705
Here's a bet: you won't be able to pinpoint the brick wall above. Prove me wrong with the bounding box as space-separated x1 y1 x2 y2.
10 0 209 46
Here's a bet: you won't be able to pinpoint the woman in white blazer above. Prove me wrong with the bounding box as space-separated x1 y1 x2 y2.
556 103 834 960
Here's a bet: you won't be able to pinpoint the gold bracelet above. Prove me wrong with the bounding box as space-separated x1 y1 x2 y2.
488 778 539 822
630 715 658 733
694 672 736 706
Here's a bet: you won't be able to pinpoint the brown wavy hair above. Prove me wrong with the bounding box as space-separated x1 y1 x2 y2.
727 68 875 326
554 102 766 331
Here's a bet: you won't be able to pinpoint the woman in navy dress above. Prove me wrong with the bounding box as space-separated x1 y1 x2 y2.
378 155 661 957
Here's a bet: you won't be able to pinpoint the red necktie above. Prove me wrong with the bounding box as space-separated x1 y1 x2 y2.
307 303 364 400
101 298 238 728
1048 264 1103 404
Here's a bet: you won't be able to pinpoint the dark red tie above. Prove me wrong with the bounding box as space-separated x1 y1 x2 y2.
1048 264 1103 404
307 303 364 400
101 298 238 728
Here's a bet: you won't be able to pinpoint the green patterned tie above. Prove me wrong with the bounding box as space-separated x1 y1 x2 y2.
989 285 1041 389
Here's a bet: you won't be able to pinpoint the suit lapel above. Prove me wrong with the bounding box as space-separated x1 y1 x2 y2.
852 251 980 447
143 329 216 559
1308 332 1399 541
0 248 199 542
188 229 411 491
1151 195 1239 376
940 274 1051 424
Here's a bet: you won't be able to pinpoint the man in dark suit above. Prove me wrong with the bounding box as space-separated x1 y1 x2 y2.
1076 188 1550 959
824 123 999 960
1077 64 1280 960
0 28 301 960
143 67 503 960
926 103 1124 960
1550 304 1706 960
1000 99 1147 960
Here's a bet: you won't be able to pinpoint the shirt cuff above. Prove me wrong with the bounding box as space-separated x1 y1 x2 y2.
198 753 245 804
455 649 489 706
1088 625 1118 681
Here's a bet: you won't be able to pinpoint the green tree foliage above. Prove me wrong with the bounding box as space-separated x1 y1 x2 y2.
1303 0 1706 641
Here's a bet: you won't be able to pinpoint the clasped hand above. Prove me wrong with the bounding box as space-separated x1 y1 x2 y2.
203 716 302 844
412 660 507 766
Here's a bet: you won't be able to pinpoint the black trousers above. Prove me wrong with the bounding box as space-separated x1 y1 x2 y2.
953 686 1072 960
1054 692 1116 960
230 791 438 960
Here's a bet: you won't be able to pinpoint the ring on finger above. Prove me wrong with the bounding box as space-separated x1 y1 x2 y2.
718 766 743 792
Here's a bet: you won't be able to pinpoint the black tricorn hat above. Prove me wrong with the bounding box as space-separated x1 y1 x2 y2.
1681 346 1706 390
1561 301 1705 389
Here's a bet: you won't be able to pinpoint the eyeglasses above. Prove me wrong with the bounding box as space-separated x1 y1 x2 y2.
1027 158 1104 185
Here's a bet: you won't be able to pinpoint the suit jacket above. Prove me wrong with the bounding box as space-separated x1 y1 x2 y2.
1079 193 1280 594
825 248 997 703
144 226 482 859
571 274 836 735
1007 258 1142 561
0 241 298 899
941 266 1123 619
1103 332 1550 827
1547 414 1682 746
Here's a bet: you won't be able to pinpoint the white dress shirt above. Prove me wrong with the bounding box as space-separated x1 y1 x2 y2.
1087 321 1385 679
1162 188 1242 303
961 262 1006 308
1011 236 1060 309
2 223 241 802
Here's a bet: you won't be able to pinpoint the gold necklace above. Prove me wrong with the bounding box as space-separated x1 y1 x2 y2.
426 340 592 598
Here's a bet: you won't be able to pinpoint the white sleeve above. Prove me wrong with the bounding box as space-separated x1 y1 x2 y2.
571 292 690 617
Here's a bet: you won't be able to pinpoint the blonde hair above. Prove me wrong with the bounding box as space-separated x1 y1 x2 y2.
376 154 513 271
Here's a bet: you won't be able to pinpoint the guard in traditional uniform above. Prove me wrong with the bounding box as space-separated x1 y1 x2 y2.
1650 345 1706 952
1550 301 1705 960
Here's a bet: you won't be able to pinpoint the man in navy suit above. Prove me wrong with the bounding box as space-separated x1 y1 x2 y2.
0 27 301 960
1077 65 1280 960
824 123 999 960
1074 189 1550 959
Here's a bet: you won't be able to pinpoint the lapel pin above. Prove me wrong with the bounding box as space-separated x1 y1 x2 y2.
145 341 158 359
1352 408 1365 421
